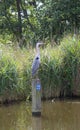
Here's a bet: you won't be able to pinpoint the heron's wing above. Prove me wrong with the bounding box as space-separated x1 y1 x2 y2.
32 56 40 76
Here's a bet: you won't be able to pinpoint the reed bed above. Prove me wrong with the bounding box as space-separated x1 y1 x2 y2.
0 35 80 103
39 35 80 98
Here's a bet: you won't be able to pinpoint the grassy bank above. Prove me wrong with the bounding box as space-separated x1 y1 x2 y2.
0 44 32 103
40 35 80 98
0 35 80 103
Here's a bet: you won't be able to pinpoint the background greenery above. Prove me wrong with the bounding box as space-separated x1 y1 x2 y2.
0 0 80 46
0 0 80 103
0 35 80 103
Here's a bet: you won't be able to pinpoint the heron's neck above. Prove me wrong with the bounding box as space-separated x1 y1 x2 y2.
36 45 40 56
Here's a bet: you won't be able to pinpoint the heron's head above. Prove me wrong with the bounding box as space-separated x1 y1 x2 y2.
36 42 43 48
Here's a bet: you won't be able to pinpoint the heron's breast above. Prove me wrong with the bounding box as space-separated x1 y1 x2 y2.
36 57 39 60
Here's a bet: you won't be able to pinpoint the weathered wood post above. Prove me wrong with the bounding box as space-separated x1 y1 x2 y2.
32 78 41 116
31 42 43 117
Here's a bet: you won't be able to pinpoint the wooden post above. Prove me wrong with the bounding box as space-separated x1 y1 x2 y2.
32 78 41 116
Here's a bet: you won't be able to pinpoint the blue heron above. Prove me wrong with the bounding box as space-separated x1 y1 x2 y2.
32 42 43 77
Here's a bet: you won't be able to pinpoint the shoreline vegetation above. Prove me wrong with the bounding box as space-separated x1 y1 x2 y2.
0 35 80 104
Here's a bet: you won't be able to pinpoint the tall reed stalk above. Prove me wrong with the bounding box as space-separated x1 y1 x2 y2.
0 35 80 103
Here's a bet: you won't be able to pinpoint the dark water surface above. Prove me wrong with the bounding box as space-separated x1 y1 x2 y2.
0 100 80 130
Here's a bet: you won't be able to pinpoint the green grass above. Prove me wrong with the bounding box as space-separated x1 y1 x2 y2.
39 35 80 98
0 35 80 103
0 44 33 103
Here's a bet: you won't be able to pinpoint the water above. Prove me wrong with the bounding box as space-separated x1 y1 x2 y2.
0 100 80 130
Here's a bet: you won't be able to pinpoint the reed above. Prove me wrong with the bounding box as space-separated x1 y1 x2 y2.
39 35 80 98
0 35 80 103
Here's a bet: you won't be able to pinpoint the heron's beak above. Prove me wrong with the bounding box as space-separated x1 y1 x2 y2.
39 43 44 46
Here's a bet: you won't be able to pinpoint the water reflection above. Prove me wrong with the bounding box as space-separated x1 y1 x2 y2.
42 101 80 130
32 117 42 130
0 100 80 130
0 102 32 130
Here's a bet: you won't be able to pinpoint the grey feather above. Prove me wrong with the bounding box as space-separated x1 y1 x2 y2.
32 42 43 76
32 56 40 76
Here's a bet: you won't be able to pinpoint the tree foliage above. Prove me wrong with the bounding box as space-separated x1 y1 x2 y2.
0 0 80 46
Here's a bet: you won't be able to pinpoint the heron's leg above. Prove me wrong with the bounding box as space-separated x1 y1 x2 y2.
36 71 39 80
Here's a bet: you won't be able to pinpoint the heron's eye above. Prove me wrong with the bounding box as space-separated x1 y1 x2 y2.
36 57 39 60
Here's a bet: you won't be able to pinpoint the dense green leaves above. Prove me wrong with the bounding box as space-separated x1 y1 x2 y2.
0 0 80 46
